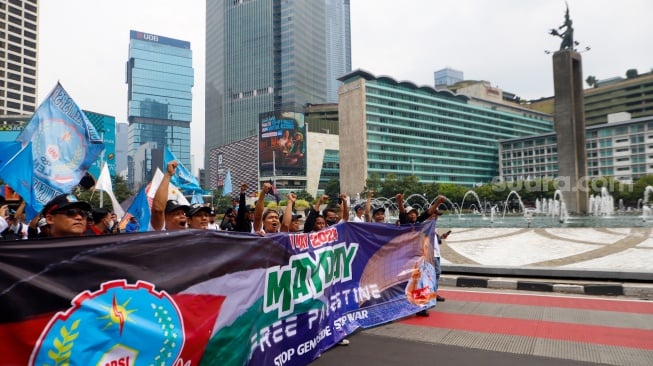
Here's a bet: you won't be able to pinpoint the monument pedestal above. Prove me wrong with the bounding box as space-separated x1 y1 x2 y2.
553 50 588 214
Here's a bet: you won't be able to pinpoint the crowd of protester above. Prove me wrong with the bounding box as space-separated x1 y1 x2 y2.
0 160 450 325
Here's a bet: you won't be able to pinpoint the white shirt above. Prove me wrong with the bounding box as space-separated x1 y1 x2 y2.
433 233 442 258
0 217 8 235
351 215 365 223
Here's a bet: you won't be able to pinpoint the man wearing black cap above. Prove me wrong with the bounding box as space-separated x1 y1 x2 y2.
220 208 236 231
280 192 302 232
186 203 213 230
151 161 190 231
42 193 92 237
396 193 445 225
352 204 365 222
371 206 386 223
207 210 220 231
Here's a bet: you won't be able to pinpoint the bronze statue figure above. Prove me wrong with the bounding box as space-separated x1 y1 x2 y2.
550 4 577 51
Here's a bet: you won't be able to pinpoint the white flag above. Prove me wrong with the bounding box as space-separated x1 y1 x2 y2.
94 163 125 219
147 168 190 205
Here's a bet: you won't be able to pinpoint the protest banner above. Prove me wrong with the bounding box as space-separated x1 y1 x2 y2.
0 221 436 365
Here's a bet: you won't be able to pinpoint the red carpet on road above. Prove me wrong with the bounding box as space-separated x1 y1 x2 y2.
401 290 653 350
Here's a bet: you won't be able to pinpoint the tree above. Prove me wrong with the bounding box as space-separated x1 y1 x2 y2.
436 183 466 210
474 184 500 209
585 75 597 87
626 69 639 79
379 173 401 199
395 175 422 198
294 190 314 203
324 178 340 203
422 182 441 201
365 172 382 195
75 174 133 213
112 174 132 203
630 174 653 206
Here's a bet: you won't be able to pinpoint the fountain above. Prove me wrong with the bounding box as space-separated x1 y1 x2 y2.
501 190 526 219
460 190 485 217
352 186 653 228
589 187 614 216
431 195 461 216
644 185 653 205
404 194 430 211
489 205 497 223
642 185 653 222
549 189 568 223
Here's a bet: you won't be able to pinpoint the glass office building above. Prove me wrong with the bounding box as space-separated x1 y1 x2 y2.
325 0 351 103
499 116 653 183
205 0 350 189
126 30 193 190
338 70 553 196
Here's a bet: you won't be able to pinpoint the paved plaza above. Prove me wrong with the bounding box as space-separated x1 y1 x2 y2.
439 227 653 272
435 226 653 297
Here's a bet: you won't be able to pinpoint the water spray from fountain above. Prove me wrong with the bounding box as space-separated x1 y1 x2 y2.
642 186 653 222
460 190 485 218
589 187 614 216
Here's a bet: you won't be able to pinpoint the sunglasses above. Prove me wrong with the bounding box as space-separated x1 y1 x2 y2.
53 208 89 218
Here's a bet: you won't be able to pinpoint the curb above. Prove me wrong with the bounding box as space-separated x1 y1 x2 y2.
439 274 653 298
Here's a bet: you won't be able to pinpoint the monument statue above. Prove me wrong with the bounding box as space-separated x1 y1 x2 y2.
550 4 588 214
549 5 576 51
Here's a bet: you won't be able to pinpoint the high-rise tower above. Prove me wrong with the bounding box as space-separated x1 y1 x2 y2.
126 30 194 191
0 0 38 117
204 0 351 189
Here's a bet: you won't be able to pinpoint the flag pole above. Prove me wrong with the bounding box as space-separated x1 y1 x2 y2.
99 132 105 208
272 150 276 191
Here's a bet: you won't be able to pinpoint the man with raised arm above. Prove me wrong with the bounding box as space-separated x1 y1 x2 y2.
151 160 189 231
280 192 302 232
303 193 349 233
397 193 446 225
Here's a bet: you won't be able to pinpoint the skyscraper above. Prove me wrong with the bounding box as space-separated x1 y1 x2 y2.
0 0 38 117
434 67 463 88
325 0 351 103
126 30 194 191
205 0 351 189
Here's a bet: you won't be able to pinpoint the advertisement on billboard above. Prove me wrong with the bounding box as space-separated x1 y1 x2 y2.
259 112 306 177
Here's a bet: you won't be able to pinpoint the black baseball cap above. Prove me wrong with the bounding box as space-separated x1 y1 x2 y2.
372 206 385 215
281 213 302 221
186 203 212 217
165 200 189 214
42 194 92 215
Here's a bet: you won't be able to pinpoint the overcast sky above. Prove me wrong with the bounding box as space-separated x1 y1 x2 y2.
37 0 653 173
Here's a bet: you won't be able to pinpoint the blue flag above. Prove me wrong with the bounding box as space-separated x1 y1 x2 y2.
125 186 151 233
0 141 22 171
222 169 233 196
0 143 39 219
163 146 202 194
191 191 204 205
16 82 104 214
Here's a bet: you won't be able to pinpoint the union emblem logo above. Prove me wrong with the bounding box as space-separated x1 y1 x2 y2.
30 280 185 366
